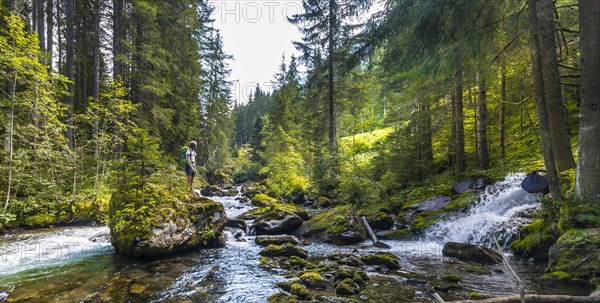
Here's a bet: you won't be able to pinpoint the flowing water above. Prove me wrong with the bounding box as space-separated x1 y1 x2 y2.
0 179 590 302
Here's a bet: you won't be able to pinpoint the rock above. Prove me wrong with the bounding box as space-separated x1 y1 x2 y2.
359 252 401 270
408 195 451 211
253 212 303 235
238 203 311 221
442 242 503 265
300 271 327 290
209 171 233 187
452 178 486 194
335 280 358 296
510 219 560 261
251 194 278 207
376 229 417 241
440 274 461 282
255 235 303 246
259 243 308 259
225 219 247 231
129 283 146 294
314 196 332 208
546 228 600 282
364 212 394 230
295 205 367 245
290 284 311 300
200 185 220 197
109 196 227 257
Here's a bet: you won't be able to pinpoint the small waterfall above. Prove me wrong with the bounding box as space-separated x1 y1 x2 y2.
426 173 541 249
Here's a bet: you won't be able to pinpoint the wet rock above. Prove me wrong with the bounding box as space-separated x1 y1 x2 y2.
253 212 303 235
359 252 401 270
408 195 451 211
200 185 220 197
364 212 394 230
510 219 560 261
546 228 600 282
251 194 278 207
238 203 311 221
300 271 327 290
335 279 359 295
327 253 364 267
440 274 461 282
452 177 486 194
314 196 332 208
255 235 303 247
259 243 308 259
376 229 417 241
442 242 503 265
129 283 146 294
295 205 367 245
110 196 227 257
225 219 247 231
209 171 233 187
290 284 311 300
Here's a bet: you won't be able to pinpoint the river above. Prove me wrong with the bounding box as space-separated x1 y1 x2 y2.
0 177 591 302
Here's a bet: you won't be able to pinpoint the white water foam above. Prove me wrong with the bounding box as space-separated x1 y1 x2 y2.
426 173 541 249
0 226 112 276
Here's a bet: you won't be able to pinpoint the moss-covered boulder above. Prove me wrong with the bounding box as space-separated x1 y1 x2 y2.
296 205 367 245
239 203 311 221
252 194 278 207
442 242 502 265
209 171 233 187
300 271 327 290
364 211 394 230
376 229 418 241
314 196 333 208
255 235 303 247
510 219 560 260
253 212 303 235
546 228 600 283
359 252 401 270
109 195 227 257
259 243 309 259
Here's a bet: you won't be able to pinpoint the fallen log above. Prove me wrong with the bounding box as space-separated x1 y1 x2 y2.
445 294 600 303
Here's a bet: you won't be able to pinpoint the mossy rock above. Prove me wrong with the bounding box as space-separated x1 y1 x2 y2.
252 194 278 207
267 292 302 303
510 219 560 260
440 274 461 282
469 292 494 300
359 252 401 270
296 205 367 245
289 283 311 300
376 229 418 241
442 242 502 265
334 267 368 281
300 271 327 290
335 281 358 296
540 271 572 282
109 192 227 257
255 235 303 247
209 171 233 187
315 196 332 208
364 211 394 230
259 243 308 259
559 202 600 230
546 228 600 282
239 203 311 221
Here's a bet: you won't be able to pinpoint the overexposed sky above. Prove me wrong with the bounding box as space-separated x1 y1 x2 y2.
208 0 304 104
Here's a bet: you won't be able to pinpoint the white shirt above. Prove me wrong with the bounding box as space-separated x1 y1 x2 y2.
186 149 196 166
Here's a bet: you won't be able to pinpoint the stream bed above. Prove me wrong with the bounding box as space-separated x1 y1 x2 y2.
0 180 591 302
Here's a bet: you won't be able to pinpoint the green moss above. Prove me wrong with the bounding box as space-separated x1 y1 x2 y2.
546 228 600 282
259 244 308 259
267 292 301 303
301 205 366 244
299 271 326 289
335 281 357 296
290 283 311 300
244 203 311 220
540 271 572 282
440 274 461 282
359 253 401 270
461 264 489 274
510 219 560 260
252 194 278 207
468 292 494 300
446 190 477 212
558 200 600 231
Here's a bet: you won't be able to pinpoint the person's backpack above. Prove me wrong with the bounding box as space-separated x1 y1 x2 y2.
179 146 189 167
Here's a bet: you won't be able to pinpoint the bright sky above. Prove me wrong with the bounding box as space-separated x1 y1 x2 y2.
208 0 304 104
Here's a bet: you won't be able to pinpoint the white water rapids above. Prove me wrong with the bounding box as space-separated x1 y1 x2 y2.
426 173 542 249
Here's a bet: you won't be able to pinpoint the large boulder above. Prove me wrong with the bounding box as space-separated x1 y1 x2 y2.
510 219 560 261
442 242 503 265
238 203 311 221
255 235 303 247
109 196 227 257
408 195 451 211
253 212 303 235
259 243 308 258
452 178 486 194
251 194 278 207
545 228 600 283
364 211 394 230
296 205 367 245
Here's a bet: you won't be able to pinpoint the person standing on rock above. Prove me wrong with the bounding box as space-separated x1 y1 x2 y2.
186 141 197 193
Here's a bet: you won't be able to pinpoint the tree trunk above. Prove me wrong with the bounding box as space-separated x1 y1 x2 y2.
577 0 600 203
476 73 489 170
37 0 45 50
3 72 17 215
327 0 336 152
528 0 563 201
500 64 506 160
113 0 123 79
46 0 53 69
65 0 74 149
538 0 576 171
93 0 101 158
455 71 465 172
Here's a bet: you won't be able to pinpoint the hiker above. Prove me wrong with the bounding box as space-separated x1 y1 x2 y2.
186 141 197 193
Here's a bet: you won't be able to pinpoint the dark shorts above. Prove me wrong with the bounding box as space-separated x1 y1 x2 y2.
185 165 195 177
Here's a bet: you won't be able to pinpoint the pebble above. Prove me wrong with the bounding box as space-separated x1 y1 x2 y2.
415 291 425 298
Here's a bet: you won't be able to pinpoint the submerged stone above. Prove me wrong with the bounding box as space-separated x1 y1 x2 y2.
442 242 502 265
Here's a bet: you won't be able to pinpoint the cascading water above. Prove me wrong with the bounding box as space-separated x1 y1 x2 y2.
426 173 542 249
